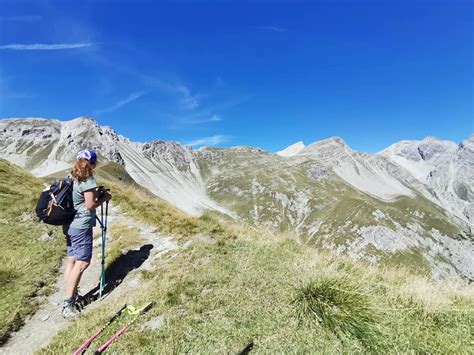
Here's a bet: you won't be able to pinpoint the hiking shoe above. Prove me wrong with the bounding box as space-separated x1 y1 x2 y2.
61 300 80 319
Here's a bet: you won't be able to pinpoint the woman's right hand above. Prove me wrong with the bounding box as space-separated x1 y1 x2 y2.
104 191 112 202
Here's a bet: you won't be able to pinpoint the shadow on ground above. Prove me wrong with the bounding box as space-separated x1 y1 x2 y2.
80 244 154 307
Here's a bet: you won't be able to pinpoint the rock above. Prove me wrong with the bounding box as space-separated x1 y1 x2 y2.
195 234 215 245
141 315 164 331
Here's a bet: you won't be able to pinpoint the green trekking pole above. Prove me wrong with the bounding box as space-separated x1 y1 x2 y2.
99 201 108 297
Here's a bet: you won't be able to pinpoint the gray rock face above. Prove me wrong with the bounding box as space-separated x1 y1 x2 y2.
380 136 474 222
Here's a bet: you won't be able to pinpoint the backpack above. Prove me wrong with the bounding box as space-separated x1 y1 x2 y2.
35 178 77 225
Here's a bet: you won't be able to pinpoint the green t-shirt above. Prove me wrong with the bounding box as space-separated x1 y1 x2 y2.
70 176 98 230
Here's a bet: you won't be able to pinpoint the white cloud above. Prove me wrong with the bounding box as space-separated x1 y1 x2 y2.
185 114 222 125
184 135 229 147
0 43 95 50
256 26 287 33
209 114 222 121
175 84 199 109
95 91 146 114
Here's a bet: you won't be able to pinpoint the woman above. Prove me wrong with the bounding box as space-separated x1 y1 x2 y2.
62 149 111 318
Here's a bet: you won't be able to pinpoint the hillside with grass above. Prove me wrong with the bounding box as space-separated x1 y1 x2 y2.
1 153 473 353
33 174 473 353
0 159 64 344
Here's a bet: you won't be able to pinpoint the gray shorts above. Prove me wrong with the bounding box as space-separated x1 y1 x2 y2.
66 227 93 261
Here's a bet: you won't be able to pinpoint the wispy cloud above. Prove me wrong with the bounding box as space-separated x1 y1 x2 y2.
256 26 287 33
184 135 229 147
0 43 95 51
95 91 146 114
135 74 200 110
175 84 199 109
0 15 42 22
185 114 222 125
209 114 222 122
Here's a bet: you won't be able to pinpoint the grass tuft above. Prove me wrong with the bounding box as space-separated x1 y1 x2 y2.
293 275 378 345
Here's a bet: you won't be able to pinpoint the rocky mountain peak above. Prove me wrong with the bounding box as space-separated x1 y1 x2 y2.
142 140 196 167
381 137 457 163
300 136 351 156
458 134 474 151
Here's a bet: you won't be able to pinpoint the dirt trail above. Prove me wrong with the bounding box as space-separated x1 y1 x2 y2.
1 204 177 355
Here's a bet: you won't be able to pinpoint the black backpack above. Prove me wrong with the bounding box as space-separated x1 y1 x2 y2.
36 178 77 225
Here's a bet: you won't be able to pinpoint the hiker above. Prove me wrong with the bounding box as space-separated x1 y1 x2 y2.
62 149 112 318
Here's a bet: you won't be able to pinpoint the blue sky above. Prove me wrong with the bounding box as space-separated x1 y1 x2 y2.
0 1 472 152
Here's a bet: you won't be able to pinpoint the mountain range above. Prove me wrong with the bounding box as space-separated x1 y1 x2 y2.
1 116 472 281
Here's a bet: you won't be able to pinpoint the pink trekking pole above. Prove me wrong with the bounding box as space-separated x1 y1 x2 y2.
94 302 155 354
73 304 128 355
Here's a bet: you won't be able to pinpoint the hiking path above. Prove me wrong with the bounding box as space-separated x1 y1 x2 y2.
1 203 176 354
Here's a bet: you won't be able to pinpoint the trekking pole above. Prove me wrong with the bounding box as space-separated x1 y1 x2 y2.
94 302 156 354
73 304 128 355
99 202 107 298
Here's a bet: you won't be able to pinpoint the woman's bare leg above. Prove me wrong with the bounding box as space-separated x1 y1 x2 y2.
64 256 76 294
65 260 90 298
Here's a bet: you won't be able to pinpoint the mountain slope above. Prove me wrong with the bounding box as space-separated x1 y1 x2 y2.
197 145 473 280
0 117 229 216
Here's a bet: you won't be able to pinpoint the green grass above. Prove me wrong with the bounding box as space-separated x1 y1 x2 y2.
292 275 379 346
104 223 144 268
0 159 64 344
40 184 474 354
95 161 137 185
105 180 230 242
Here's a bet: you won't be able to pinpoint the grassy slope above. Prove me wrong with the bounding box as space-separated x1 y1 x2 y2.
0 159 64 344
41 179 474 354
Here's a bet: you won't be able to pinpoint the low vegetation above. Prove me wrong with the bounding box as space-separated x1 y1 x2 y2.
104 223 143 269
40 179 474 353
0 159 64 344
106 180 229 241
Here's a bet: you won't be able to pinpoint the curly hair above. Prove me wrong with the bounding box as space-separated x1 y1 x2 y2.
71 159 95 182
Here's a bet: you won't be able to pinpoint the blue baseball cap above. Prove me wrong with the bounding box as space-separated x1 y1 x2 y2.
77 149 97 164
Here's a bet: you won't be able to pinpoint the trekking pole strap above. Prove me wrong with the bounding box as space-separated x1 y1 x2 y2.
95 216 104 229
